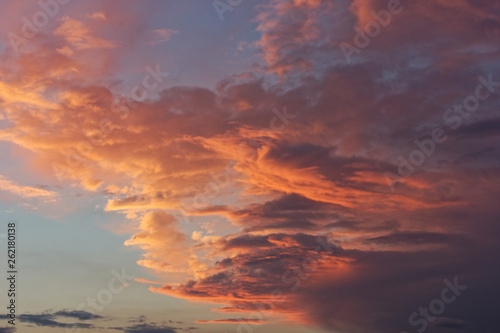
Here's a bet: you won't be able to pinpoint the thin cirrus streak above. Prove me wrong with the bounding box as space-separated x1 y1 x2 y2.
0 0 499 333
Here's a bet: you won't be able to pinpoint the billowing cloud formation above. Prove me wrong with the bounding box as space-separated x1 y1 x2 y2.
0 1 499 332
124 211 209 279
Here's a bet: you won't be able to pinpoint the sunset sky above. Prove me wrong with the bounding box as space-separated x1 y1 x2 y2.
0 0 499 333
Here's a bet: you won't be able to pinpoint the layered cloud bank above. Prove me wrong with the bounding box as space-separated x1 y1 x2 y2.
1 0 499 332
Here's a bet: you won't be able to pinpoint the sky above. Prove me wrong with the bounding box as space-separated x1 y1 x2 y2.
0 0 499 332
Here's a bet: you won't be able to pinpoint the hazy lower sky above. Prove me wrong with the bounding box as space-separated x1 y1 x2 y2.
0 1 499 333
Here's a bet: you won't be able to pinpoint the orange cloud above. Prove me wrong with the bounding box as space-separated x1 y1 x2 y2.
53 16 118 54
0 174 58 201
0 1 498 330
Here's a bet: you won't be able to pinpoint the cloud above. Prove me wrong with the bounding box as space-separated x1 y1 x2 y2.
54 310 103 321
365 231 466 246
0 1 499 332
86 12 106 21
0 328 15 333
196 318 268 324
19 313 94 328
53 16 119 54
3 312 186 333
149 28 178 45
134 278 164 285
124 211 209 279
111 319 182 333
150 233 345 323
0 174 59 201
123 323 177 333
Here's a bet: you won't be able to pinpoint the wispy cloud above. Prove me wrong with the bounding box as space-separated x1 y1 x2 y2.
0 174 58 201
149 28 178 45
54 16 119 54
86 12 106 21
